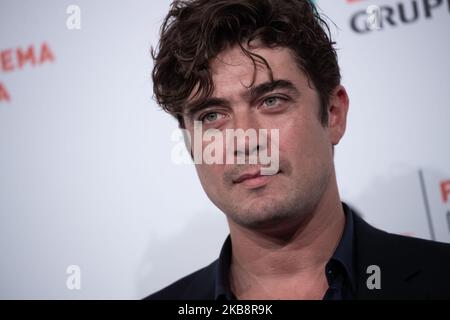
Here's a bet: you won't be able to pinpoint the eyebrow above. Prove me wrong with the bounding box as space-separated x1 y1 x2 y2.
184 97 230 121
184 79 300 120
246 79 300 103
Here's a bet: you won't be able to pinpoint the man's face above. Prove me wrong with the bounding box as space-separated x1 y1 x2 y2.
183 45 344 231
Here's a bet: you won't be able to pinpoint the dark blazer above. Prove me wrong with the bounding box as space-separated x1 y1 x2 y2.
147 213 450 300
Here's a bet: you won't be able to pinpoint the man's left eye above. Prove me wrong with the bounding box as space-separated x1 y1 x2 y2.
263 97 281 108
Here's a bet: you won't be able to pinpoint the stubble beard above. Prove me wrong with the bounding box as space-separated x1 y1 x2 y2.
224 164 332 234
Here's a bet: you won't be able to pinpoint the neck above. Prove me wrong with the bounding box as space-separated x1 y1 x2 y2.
227 172 345 298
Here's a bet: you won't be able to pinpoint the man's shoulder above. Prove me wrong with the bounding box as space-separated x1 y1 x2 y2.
381 230 450 267
353 213 450 299
354 212 450 263
144 260 218 300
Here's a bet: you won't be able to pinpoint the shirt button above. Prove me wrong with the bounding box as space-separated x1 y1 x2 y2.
327 268 334 280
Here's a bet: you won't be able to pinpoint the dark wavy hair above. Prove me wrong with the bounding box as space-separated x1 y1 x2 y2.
152 0 340 127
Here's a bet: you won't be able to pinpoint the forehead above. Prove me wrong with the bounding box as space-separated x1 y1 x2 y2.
208 45 310 96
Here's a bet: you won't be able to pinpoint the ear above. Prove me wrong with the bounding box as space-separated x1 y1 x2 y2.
327 85 349 146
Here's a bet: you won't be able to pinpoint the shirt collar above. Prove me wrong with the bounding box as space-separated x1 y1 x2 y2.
214 235 234 300
328 202 356 293
214 202 356 300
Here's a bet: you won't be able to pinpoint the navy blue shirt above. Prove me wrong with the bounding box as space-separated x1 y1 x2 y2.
214 203 356 300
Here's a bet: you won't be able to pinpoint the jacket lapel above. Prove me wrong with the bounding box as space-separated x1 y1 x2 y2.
352 212 424 299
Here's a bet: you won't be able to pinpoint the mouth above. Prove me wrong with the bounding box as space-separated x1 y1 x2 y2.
233 169 281 189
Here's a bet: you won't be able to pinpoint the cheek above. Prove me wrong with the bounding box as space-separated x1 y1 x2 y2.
195 164 224 191
279 119 329 162
196 164 212 181
279 121 309 151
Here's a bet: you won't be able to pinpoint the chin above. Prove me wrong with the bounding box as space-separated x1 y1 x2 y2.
227 191 319 233
228 199 301 229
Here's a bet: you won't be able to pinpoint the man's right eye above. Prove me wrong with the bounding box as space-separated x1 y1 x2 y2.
199 112 224 123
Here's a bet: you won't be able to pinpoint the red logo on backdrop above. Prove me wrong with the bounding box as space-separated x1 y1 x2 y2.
0 82 9 102
0 42 55 102
441 180 450 203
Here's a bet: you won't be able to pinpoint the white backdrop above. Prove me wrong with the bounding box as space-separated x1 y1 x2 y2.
0 0 449 299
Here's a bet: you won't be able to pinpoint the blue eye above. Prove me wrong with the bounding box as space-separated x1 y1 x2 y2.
264 97 280 107
200 112 224 123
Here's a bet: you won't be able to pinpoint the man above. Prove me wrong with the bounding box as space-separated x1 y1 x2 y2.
147 0 450 299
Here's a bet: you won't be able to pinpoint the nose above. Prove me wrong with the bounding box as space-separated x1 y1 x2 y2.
234 142 260 159
229 111 265 162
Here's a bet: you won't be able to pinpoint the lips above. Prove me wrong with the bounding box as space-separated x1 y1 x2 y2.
233 170 262 184
232 169 280 189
